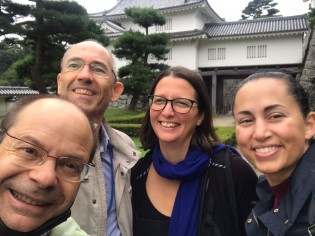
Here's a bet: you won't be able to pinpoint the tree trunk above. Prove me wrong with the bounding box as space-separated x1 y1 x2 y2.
31 0 48 94
128 94 139 110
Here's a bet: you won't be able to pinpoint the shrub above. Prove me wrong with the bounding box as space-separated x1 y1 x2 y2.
110 123 141 137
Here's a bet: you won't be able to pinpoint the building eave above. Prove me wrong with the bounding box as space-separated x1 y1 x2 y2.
208 31 306 40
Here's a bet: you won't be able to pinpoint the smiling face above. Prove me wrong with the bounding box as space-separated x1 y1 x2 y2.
233 78 315 185
57 41 123 124
0 99 94 232
150 76 204 152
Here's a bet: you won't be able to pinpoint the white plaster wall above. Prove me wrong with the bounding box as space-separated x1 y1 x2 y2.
115 9 205 35
160 10 204 33
164 40 199 70
0 96 30 117
109 34 303 74
198 34 304 68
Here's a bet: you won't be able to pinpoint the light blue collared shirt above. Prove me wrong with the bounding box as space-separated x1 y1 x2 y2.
99 124 121 236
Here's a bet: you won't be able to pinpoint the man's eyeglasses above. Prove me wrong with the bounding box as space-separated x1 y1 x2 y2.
63 59 117 81
4 130 95 183
148 95 198 114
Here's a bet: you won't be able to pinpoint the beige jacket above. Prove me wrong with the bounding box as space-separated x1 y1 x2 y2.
71 122 140 236
50 217 89 236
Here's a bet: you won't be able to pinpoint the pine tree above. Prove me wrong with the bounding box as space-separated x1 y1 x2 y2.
1 0 109 92
241 0 280 20
113 7 171 109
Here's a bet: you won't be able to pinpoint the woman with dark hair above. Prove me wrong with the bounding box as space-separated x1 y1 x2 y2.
131 66 258 236
233 72 315 235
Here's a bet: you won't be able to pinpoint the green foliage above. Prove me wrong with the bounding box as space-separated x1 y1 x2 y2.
114 31 170 63
0 0 31 37
13 54 34 87
308 8 315 28
0 40 28 74
147 33 171 60
105 108 146 120
113 31 148 62
0 68 15 85
215 127 237 146
119 62 155 95
125 7 166 34
112 7 170 109
241 0 280 20
107 113 145 124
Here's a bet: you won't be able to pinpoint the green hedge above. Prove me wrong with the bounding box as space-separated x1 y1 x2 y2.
110 123 141 137
108 114 144 124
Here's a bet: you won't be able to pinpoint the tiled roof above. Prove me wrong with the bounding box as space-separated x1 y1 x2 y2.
106 29 205 40
0 87 39 96
104 19 126 32
204 15 308 38
104 0 205 16
106 15 308 41
171 29 205 38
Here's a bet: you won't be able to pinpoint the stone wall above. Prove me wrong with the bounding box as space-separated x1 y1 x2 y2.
300 28 315 110
109 94 147 109
223 79 243 114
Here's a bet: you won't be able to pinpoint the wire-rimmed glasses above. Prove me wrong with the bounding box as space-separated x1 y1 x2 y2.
4 130 95 182
148 95 198 114
63 58 117 81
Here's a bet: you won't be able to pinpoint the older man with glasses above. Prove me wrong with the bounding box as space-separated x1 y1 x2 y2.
0 95 96 236
57 40 140 236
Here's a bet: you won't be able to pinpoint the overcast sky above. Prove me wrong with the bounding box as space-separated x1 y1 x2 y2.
13 0 310 21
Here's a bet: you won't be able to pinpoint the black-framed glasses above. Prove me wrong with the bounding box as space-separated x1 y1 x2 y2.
4 130 95 183
148 95 198 114
63 58 117 81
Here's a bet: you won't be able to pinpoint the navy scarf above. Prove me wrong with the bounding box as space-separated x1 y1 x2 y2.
152 144 211 236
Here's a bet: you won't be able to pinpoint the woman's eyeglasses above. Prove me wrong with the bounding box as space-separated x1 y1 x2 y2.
148 95 198 114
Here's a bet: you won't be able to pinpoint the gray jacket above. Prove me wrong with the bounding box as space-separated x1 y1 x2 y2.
71 121 140 236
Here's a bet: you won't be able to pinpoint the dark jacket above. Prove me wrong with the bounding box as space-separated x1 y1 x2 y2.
132 146 258 236
245 143 315 236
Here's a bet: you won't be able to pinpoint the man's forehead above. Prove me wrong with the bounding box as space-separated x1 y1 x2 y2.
66 42 109 57
64 46 111 66
14 99 91 137
19 99 86 120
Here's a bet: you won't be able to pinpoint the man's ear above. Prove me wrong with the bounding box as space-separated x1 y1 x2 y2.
111 82 124 102
56 73 62 95
305 112 315 140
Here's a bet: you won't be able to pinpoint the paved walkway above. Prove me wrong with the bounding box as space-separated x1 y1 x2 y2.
213 115 234 127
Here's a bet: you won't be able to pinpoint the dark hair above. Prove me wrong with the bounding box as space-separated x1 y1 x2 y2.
232 72 310 118
0 94 97 162
140 66 220 153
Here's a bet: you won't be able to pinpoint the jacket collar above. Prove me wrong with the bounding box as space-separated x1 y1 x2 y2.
253 143 315 235
102 121 140 169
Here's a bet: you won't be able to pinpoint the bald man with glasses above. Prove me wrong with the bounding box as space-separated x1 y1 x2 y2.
0 95 96 236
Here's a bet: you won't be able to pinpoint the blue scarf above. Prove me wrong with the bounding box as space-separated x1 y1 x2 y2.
152 144 211 236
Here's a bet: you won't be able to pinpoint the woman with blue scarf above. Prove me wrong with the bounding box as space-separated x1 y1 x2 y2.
131 66 258 236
